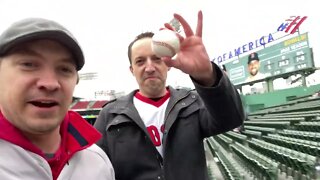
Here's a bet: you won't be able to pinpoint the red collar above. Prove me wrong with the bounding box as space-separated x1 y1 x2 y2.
135 89 171 107
0 111 102 180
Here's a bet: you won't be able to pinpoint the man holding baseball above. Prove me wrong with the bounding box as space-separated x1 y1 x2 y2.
94 10 245 180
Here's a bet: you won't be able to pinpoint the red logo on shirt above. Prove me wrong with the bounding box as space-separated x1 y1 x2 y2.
147 124 164 146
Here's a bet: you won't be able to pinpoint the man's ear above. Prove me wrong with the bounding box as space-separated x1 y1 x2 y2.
129 66 134 76
76 73 79 84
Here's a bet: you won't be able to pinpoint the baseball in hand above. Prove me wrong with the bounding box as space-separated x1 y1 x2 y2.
152 29 180 58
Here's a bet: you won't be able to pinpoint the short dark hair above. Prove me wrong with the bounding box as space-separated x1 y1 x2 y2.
127 32 154 65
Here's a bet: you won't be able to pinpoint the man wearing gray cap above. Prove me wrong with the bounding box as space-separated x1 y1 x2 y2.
0 18 115 180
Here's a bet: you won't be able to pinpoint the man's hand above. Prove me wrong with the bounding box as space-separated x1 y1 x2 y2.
161 11 217 87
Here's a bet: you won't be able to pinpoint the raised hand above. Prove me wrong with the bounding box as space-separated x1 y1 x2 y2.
162 10 217 87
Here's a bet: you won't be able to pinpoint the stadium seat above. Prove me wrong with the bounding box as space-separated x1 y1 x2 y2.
70 101 90 110
91 100 108 109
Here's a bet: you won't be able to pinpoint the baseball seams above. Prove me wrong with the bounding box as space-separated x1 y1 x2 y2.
152 40 176 57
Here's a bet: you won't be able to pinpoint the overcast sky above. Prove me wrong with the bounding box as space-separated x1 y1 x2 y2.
1 0 319 99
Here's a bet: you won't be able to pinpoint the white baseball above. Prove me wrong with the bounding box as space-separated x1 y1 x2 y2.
152 29 180 58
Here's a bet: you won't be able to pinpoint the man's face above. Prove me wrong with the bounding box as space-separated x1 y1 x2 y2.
130 38 169 98
248 60 260 76
0 39 78 135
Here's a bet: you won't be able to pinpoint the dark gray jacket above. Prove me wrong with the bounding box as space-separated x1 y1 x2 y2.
94 67 245 180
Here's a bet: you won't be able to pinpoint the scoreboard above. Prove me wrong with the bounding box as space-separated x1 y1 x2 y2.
224 33 314 85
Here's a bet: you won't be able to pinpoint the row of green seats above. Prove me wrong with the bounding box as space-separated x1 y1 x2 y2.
206 138 244 180
248 138 317 177
230 142 278 180
262 134 320 157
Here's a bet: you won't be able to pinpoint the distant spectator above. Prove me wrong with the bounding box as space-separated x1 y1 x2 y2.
222 64 227 73
221 64 229 76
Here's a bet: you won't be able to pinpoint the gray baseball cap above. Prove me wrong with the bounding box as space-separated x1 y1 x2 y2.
0 18 84 71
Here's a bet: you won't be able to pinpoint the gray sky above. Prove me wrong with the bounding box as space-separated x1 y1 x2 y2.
1 0 319 99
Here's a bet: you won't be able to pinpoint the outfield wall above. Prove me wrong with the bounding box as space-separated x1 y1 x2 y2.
242 83 320 113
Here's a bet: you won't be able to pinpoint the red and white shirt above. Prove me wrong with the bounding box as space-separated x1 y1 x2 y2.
133 90 170 157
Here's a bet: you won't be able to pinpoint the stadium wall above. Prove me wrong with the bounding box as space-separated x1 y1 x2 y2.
243 83 320 113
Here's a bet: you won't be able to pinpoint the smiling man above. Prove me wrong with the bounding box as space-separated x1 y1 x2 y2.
0 18 114 180
245 52 266 82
